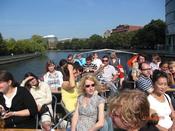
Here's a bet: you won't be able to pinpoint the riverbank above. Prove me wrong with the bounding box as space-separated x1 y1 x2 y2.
56 49 92 52
0 53 41 65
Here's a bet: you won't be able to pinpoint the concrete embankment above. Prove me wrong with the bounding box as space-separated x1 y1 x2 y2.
0 53 41 65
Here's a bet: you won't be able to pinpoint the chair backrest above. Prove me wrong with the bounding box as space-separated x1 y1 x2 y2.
52 94 58 121
53 110 74 129
122 80 136 90
52 99 74 129
35 114 39 129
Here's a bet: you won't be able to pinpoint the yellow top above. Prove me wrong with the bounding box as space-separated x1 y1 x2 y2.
61 87 78 112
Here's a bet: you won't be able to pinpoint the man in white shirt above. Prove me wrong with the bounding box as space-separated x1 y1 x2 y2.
98 55 118 96
101 55 118 82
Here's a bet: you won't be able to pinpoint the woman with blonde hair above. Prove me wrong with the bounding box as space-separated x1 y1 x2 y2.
71 75 105 131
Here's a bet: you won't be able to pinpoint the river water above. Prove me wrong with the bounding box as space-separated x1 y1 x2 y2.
0 50 133 82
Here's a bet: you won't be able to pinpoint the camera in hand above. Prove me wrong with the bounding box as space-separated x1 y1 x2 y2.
0 107 6 118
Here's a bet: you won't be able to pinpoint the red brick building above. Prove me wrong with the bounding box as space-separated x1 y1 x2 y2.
112 25 143 33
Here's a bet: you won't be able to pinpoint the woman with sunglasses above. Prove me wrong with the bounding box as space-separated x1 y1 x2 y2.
0 70 38 128
71 75 105 131
21 72 53 131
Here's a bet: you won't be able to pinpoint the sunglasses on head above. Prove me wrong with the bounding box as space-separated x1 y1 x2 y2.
85 84 95 88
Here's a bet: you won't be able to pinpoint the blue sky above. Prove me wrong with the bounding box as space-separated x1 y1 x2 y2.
0 0 165 40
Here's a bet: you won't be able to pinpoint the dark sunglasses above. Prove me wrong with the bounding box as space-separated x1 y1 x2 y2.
102 60 109 62
141 68 152 71
85 84 95 88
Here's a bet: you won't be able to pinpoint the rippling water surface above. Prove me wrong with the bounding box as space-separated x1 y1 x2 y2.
0 50 133 82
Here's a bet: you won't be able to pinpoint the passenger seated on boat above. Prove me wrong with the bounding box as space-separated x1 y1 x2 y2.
0 70 38 129
169 61 175 85
74 54 86 66
159 61 174 86
109 52 121 67
108 89 151 131
58 59 83 82
136 62 153 94
61 63 82 112
109 52 125 88
148 70 175 131
71 75 105 131
83 56 97 74
129 54 146 81
150 54 161 71
43 60 63 93
96 55 119 97
58 59 70 81
67 54 74 64
92 52 102 70
21 72 53 131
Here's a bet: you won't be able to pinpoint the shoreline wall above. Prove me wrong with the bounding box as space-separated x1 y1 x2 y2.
0 53 41 65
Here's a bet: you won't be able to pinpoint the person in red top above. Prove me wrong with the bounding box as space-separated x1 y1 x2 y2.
110 52 124 88
116 64 125 88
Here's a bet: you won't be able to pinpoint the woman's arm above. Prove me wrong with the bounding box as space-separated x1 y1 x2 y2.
71 102 79 131
62 64 76 90
150 108 170 131
167 73 175 85
169 119 175 131
89 103 105 131
5 88 38 118
156 125 168 131
20 76 34 87
22 88 38 117
170 100 175 120
4 109 30 118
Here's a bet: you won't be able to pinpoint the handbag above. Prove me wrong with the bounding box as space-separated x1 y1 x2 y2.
39 104 49 115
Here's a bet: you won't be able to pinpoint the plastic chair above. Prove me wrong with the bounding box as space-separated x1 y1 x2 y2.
122 80 136 90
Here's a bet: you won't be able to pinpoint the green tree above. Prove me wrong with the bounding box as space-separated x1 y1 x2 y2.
0 33 8 55
31 35 44 44
6 38 16 53
88 34 103 49
131 19 166 49
0 33 3 44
